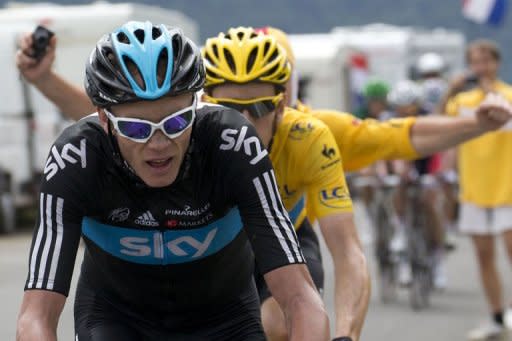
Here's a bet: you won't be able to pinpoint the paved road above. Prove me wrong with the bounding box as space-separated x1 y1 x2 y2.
1 202 511 340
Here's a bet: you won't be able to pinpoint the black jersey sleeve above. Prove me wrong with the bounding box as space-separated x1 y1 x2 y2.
203 107 305 274
24 118 103 296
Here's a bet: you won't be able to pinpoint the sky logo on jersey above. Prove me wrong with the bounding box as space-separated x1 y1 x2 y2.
219 126 268 165
44 139 87 180
319 186 351 209
81 208 243 264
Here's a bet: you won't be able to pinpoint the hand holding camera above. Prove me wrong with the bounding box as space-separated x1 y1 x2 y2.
15 25 57 83
31 25 54 60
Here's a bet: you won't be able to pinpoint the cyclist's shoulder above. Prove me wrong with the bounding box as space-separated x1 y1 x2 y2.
43 114 110 184
282 107 333 142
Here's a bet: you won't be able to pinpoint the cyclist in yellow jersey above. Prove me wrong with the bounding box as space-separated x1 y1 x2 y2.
16 26 512 341
201 27 368 341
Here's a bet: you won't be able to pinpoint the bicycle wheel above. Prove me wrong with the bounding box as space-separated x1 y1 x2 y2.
375 202 397 303
406 187 432 311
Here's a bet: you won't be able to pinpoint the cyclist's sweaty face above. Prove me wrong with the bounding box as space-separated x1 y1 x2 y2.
100 93 194 188
209 83 284 148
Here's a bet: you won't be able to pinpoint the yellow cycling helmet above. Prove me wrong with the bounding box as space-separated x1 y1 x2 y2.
203 26 291 88
255 26 295 66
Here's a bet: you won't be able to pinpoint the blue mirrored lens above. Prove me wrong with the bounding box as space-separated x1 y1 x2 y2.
118 121 152 139
163 110 193 134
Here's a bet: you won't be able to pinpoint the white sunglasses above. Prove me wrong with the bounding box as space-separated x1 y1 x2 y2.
104 96 197 143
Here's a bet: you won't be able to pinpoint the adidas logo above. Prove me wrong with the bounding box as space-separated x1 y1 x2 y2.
134 211 159 227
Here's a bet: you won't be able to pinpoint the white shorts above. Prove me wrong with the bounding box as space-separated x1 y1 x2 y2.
459 203 512 235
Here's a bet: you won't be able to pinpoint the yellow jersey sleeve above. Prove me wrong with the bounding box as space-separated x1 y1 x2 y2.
303 122 353 221
311 110 419 172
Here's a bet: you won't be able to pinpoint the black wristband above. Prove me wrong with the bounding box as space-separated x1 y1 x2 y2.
332 337 353 341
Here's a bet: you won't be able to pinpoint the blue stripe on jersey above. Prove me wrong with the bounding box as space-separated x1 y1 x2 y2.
82 209 243 265
288 197 305 226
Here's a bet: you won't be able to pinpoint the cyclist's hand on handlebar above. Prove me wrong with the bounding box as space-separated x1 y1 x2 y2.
476 92 512 131
15 31 57 83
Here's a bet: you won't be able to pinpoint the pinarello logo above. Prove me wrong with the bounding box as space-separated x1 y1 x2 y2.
166 220 178 228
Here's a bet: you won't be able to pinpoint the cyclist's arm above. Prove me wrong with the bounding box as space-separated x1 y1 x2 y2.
319 213 369 341
312 110 418 171
304 123 369 340
16 31 94 120
32 71 94 120
410 93 512 156
264 264 330 341
16 124 95 340
17 291 65 341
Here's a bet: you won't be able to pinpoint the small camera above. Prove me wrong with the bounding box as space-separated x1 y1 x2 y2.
31 25 54 60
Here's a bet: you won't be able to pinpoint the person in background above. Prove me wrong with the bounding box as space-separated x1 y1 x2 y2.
355 80 393 120
442 39 512 340
416 52 449 113
386 80 447 289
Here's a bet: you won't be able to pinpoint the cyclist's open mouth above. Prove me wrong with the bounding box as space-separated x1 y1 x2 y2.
147 157 173 169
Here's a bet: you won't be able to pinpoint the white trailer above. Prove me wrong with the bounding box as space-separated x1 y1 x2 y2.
289 24 466 113
332 23 466 82
0 2 198 231
288 33 351 111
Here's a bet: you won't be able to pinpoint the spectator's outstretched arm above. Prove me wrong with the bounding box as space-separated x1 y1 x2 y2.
411 93 512 156
16 32 94 120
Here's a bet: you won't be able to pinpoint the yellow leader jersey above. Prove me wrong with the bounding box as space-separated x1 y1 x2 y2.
270 108 353 228
446 81 512 207
296 102 420 171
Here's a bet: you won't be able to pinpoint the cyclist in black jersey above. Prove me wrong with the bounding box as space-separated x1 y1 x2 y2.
16 21 329 341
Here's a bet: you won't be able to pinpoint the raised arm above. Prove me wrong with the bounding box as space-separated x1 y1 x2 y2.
410 93 512 156
16 31 95 120
17 291 66 341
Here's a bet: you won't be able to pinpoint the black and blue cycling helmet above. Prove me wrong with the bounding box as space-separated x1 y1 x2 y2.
85 21 205 107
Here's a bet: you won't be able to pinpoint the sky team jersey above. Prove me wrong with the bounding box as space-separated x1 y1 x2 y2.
270 108 352 228
295 102 419 172
446 81 512 207
24 105 303 311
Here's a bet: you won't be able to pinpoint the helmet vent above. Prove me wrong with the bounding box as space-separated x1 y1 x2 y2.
152 26 162 40
223 48 236 74
122 55 146 90
116 32 130 44
264 64 278 78
269 48 278 62
263 42 271 55
172 36 181 61
157 48 169 87
134 29 145 44
247 47 258 74
236 31 245 40
211 44 219 59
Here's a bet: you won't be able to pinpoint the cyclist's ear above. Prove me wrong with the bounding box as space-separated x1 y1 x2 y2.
97 108 109 133
275 93 287 120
